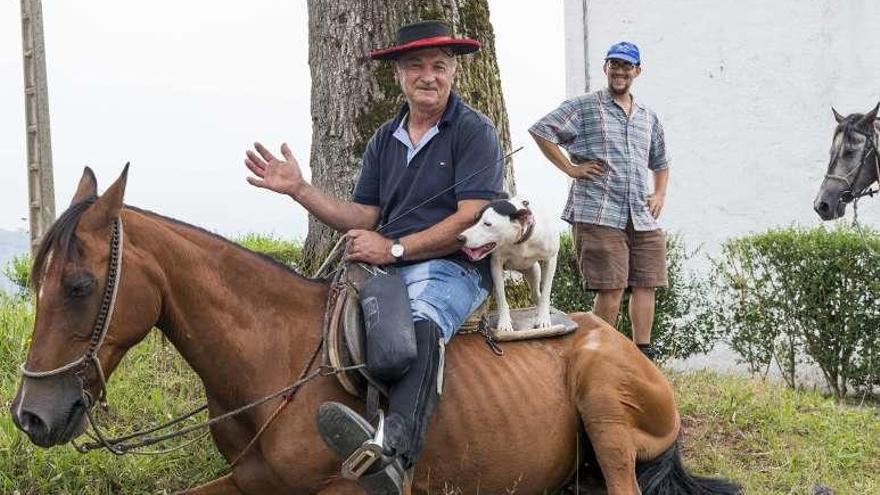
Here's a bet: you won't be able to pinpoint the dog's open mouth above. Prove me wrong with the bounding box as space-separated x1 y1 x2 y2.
461 243 497 261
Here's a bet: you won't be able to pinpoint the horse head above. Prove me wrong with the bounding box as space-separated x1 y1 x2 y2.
10 166 163 447
814 103 880 220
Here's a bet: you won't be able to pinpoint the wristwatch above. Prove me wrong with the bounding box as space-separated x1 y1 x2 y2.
390 238 405 262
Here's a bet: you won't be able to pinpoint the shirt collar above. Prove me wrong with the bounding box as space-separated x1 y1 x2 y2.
392 91 461 129
599 87 644 113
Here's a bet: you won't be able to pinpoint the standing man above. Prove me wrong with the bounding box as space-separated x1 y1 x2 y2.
529 41 669 360
244 21 502 494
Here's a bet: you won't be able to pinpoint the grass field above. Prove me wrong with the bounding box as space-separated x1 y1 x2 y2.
1 294 878 494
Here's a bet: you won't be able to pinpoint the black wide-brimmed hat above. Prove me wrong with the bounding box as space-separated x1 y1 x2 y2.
369 20 480 61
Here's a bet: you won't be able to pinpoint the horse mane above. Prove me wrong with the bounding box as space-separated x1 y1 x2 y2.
31 200 325 289
125 206 324 283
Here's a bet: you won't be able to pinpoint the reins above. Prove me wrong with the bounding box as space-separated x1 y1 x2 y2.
23 147 519 458
376 146 522 234
20 218 362 459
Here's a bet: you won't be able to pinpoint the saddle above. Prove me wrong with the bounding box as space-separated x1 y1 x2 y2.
323 262 578 398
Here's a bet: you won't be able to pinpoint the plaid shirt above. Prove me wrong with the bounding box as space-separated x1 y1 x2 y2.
530 88 669 231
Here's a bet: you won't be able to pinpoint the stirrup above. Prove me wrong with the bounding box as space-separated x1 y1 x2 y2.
341 410 386 480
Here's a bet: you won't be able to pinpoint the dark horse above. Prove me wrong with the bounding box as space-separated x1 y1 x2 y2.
814 103 880 220
10 168 740 494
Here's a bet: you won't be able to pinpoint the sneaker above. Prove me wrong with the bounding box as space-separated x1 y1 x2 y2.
316 402 405 495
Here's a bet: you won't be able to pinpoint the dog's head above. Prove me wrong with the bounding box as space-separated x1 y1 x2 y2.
458 197 533 261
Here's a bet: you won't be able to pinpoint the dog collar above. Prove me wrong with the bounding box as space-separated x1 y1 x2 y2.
514 210 535 245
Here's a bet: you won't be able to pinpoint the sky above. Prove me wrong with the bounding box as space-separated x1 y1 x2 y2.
0 1 569 240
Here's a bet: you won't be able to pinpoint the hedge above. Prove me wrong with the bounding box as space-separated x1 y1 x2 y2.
703 226 880 398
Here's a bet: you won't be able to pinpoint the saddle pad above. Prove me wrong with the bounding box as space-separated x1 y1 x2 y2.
485 307 578 342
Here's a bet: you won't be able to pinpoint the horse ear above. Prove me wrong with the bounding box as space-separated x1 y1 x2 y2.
859 102 880 128
70 167 98 206
83 163 129 229
832 107 845 124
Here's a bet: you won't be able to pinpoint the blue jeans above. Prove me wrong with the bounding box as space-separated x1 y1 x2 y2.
396 259 489 341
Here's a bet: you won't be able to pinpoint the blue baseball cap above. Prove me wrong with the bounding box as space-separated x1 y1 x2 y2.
605 41 640 65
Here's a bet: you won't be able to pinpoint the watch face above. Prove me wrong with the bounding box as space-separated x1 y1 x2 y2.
391 243 404 258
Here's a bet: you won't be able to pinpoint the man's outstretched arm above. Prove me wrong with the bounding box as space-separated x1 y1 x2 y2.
244 142 379 231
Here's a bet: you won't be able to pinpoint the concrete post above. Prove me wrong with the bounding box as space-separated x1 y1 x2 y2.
20 0 56 255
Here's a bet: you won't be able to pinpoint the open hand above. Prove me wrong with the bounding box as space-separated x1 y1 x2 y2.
245 142 306 198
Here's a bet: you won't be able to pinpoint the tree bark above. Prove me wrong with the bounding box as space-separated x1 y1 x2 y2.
303 0 514 273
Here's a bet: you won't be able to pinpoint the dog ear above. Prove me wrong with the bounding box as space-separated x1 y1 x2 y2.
512 208 531 221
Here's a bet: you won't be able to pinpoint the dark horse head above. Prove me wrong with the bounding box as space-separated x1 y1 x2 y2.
10 167 162 447
814 103 880 220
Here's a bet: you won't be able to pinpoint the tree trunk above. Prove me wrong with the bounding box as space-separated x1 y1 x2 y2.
303 0 514 273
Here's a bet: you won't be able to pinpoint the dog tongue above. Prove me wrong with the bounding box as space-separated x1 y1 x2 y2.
461 243 496 261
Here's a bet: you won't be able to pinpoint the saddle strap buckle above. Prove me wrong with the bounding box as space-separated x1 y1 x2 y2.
341 410 386 480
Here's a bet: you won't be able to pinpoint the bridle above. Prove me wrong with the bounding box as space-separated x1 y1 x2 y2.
17 216 361 457
823 125 880 205
20 217 124 407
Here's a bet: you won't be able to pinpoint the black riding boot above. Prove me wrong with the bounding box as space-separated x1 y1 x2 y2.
383 319 444 469
315 319 444 494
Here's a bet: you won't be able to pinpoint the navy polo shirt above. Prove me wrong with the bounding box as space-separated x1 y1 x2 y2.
353 91 503 263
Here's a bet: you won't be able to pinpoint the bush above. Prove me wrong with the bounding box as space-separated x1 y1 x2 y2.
546 232 718 363
704 226 880 398
234 233 303 269
2 254 32 297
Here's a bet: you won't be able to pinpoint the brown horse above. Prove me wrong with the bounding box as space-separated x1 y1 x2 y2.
10 168 739 495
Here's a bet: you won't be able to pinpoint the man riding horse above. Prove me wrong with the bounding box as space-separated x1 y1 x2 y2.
244 20 502 494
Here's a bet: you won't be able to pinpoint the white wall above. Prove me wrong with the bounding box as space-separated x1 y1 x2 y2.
566 0 880 253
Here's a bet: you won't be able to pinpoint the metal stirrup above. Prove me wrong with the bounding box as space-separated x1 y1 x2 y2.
341 410 386 480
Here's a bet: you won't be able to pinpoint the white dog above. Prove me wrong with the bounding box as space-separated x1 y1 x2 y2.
458 196 560 332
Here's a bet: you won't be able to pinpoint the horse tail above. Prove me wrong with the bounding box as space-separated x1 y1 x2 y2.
636 441 742 495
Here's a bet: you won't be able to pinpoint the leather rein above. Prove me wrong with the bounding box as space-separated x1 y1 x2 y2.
18 217 358 459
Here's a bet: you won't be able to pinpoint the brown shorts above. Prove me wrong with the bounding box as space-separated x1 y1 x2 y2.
571 221 668 290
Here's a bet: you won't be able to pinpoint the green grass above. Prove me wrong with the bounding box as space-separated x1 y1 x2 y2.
0 294 226 494
2 294 878 493
232 233 303 269
671 370 880 494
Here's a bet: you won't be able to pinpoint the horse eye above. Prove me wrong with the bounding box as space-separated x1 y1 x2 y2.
483 221 492 227
66 275 96 298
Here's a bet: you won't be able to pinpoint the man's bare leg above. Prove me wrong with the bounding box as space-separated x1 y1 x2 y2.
593 288 625 327
629 287 656 345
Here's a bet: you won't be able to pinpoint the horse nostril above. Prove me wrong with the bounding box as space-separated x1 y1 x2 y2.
456 235 466 243
19 410 48 437
816 201 830 213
